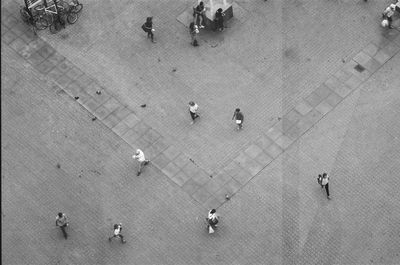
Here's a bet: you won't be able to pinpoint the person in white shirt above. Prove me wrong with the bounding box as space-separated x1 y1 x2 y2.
132 149 150 176
56 212 69 239
321 173 331 200
109 223 126 243
207 209 219 228
188 101 200 124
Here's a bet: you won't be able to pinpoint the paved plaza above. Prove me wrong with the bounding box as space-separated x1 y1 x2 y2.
2 0 400 264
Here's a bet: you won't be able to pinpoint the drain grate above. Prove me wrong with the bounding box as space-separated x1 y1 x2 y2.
354 64 366 73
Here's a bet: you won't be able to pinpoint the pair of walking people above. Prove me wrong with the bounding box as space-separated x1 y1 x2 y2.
188 101 244 130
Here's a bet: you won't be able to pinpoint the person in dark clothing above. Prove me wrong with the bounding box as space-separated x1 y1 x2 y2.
109 223 126 243
143 17 156 43
189 22 199 46
321 173 331 200
232 108 244 130
193 1 206 28
56 212 69 239
214 8 225 31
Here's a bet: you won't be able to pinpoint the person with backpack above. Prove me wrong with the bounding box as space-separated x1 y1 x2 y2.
206 209 219 233
188 101 200 124
142 17 156 43
214 8 225 31
109 223 126 243
189 22 199 46
56 212 69 239
232 108 244 130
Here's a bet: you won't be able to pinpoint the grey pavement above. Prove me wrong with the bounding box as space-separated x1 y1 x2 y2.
2 0 400 264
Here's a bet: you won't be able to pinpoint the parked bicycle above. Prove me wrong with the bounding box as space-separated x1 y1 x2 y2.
20 5 48 34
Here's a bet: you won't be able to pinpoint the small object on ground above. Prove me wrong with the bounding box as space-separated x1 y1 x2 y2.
225 194 230 200
56 163 61 169
74 96 79 100
92 117 97 121
96 91 101 95
140 104 146 108
172 68 177 72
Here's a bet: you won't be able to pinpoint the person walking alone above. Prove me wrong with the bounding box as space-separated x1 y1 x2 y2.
189 101 200 124
189 22 199 46
142 17 156 43
56 212 69 239
321 173 331 199
109 223 126 243
132 149 150 176
232 108 244 130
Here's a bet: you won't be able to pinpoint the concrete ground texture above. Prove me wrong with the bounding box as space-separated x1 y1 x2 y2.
2 0 400 264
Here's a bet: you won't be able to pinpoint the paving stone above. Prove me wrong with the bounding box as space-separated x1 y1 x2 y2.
242 158 263 176
46 52 66 66
314 84 332 100
343 75 362 90
151 137 169 154
122 113 140 128
82 98 102 114
342 60 371 81
91 89 112 105
244 144 263 159
2 30 18 45
18 29 37 44
234 151 250 166
152 153 171 170
121 129 142 146
275 134 294 150
363 43 379 57
111 120 130 136
393 34 400 46
324 76 352 98
285 124 302 141
47 67 64 81
315 100 333 116
265 142 283 159
94 105 113 120
372 37 391 48
204 195 225 208
135 136 152 150
112 105 132 120
381 41 400 58
255 151 273 166
36 44 56 59
142 128 161 144
191 170 210 186
192 187 212 203
265 125 283 141
162 162 180 179
76 90 92 105
76 74 94 89
284 108 302 125
65 66 84 80
27 51 45 66
296 118 314 135
9 22 27 37
303 108 323 125
182 178 201 195
64 81 83 97
162 145 181 161
173 153 189 168
220 178 242 196
213 171 232 186
9 38 27 53
2 15 18 29
35 59 55 74
102 113 121 129
102 96 121 113
333 69 352 83
203 178 225 194
18 44 38 60
56 59 74 73
55 74 72 89
223 161 241 178
361 58 382 74
325 91 343 107
294 99 313 116
182 161 200 177
171 171 191 187
133 121 150 136
232 167 253 185
253 134 273 151
353 51 372 66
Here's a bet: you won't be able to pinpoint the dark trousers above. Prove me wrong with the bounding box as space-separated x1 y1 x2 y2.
109 234 125 242
190 111 199 121
324 183 330 197
60 225 67 239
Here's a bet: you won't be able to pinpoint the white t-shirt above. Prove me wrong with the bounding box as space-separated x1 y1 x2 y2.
133 149 145 162
321 175 329 186
189 103 198 113
114 226 121 235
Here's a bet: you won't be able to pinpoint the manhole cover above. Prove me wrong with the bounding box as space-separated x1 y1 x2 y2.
354 64 365 73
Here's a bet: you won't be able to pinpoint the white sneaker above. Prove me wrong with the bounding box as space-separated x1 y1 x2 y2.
199 25 205 29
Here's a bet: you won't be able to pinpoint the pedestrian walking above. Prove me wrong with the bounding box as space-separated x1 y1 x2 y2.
132 149 150 176
109 223 126 243
56 212 69 239
214 8 225 31
189 101 200 124
142 17 156 43
189 22 200 46
193 1 206 28
206 209 219 233
321 173 331 200
232 108 244 130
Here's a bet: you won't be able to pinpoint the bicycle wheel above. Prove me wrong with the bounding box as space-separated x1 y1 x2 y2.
34 16 48 30
20 7 30 23
67 12 78 24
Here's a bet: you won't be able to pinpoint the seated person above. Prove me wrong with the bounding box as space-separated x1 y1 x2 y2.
193 1 206 28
